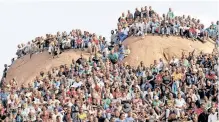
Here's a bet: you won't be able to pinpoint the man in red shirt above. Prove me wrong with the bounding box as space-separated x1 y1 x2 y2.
76 37 82 49
189 24 197 41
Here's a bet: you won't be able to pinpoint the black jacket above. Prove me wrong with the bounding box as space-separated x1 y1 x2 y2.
198 112 208 122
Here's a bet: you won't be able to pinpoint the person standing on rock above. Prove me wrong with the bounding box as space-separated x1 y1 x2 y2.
48 40 60 59
29 41 38 59
52 44 60 59
167 8 174 20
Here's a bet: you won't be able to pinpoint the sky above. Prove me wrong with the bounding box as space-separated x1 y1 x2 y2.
0 0 218 77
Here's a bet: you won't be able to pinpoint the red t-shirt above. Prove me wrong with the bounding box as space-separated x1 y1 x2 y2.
93 39 99 45
66 90 77 97
77 39 82 44
206 74 216 80
195 108 203 116
189 28 196 34
156 74 162 81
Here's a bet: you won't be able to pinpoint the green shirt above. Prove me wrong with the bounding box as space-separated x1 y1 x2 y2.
152 100 161 107
167 11 174 19
108 53 118 62
103 98 111 105
183 59 190 67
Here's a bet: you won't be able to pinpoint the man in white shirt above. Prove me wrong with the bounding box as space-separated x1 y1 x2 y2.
136 20 143 29
208 107 218 122
122 26 129 36
157 58 165 71
142 19 150 36
179 23 189 38
174 93 186 117
169 56 179 67
71 78 83 88
53 108 64 122
130 22 138 36
136 27 144 37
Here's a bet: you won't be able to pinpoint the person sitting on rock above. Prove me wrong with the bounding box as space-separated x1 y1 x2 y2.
179 22 190 38
124 45 130 57
197 25 208 42
189 24 197 41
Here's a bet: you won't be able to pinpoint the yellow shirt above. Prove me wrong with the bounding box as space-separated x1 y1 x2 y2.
78 113 87 120
167 99 174 107
172 72 182 81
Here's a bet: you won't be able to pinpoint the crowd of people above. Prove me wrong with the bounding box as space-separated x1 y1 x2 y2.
114 6 219 43
0 6 219 122
15 30 110 59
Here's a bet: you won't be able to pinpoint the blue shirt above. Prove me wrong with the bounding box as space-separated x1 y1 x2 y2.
15 115 23 122
0 92 8 100
125 117 135 122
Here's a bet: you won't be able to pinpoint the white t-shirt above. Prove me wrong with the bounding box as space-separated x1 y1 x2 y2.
196 29 201 34
142 23 150 31
157 62 164 71
122 27 129 35
191 94 198 102
170 58 179 66
137 22 143 29
72 81 83 88
175 98 186 108
208 112 218 122
53 113 64 122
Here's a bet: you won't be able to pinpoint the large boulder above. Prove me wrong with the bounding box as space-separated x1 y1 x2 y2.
122 36 215 66
5 50 89 86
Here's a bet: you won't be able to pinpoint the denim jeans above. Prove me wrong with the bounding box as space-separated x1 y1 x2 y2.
118 53 125 61
161 27 170 35
189 32 197 39
173 26 180 34
118 33 128 42
152 26 157 34
71 39 75 48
